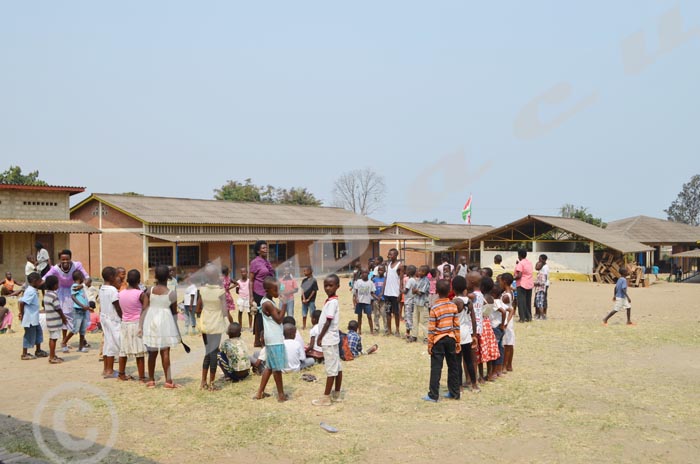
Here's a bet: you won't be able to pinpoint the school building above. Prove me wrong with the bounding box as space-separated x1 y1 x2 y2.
379 222 493 267
0 184 99 279
69 193 385 280
454 215 653 278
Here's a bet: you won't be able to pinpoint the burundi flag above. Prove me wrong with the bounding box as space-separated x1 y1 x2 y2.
461 195 472 224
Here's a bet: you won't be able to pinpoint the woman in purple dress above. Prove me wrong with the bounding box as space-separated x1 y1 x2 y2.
249 241 274 347
44 249 88 342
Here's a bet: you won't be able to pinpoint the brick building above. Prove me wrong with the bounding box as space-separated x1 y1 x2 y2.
0 184 99 279
70 193 385 280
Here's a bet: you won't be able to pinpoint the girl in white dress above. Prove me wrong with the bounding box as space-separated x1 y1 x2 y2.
140 265 181 388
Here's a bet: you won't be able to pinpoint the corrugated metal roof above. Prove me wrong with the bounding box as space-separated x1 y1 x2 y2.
463 215 653 254
0 220 100 234
381 222 493 241
0 184 85 195
74 194 386 228
606 215 700 244
144 233 382 243
671 249 700 258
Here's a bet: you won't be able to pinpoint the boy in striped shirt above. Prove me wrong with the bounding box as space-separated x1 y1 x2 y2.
423 279 461 402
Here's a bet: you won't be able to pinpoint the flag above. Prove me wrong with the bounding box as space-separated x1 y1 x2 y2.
461 195 472 224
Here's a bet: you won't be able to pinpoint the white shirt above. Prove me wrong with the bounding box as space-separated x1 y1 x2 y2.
98 285 120 321
25 261 36 278
184 284 198 306
491 298 505 328
457 295 473 341
540 263 550 287
384 261 401 297
319 297 340 346
353 279 375 305
36 248 50 272
309 324 322 352
283 339 307 372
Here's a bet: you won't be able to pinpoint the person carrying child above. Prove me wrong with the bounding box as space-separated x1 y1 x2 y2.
18 272 48 360
352 268 375 335
254 276 288 402
423 279 461 402
312 274 343 406
62 270 92 353
218 322 251 382
118 270 148 382
43 275 66 363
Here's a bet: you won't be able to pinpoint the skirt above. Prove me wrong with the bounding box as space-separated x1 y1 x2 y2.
477 318 500 363
101 316 122 357
503 323 515 346
119 321 146 358
142 307 181 350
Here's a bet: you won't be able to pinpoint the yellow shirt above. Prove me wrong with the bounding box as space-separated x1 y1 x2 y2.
197 284 227 334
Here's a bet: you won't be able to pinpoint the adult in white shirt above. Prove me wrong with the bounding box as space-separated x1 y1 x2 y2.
535 254 550 319
383 248 404 337
35 242 51 277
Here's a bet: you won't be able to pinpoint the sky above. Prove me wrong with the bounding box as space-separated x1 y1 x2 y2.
1 1 698 227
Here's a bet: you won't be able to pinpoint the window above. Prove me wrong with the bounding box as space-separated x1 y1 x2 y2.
248 243 287 264
148 246 173 268
0 235 3 264
177 246 200 267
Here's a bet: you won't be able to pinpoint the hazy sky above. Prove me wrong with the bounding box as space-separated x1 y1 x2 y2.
2 1 698 227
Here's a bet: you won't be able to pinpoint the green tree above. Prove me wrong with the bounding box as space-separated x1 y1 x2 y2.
665 174 700 226
120 192 143 196
422 218 447 224
277 187 322 206
560 204 606 227
0 166 47 185
214 179 322 206
214 178 262 202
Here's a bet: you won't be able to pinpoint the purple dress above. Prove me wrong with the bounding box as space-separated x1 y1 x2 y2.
44 262 89 314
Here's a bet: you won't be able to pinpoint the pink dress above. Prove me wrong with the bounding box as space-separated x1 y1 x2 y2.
223 276 236 312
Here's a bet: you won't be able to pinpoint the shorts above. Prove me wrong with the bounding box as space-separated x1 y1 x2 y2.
23 324 44 349
62 311 74 332
48 329 62 340
301 300 316 317
71 309 90 336
265 344 287 371
237 298 251 313
355 303 371 316
384 296 400 315
322 344 343 376
613 297 631 312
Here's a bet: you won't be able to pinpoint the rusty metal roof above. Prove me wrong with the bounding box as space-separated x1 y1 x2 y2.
144 233 381 243
0 219 100 234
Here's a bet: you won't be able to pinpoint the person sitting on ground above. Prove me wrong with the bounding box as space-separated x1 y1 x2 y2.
0 296 14 334
1 272 22 296
347 320 378 357
283 323 314 373
306 310 324 363
218 322 251 382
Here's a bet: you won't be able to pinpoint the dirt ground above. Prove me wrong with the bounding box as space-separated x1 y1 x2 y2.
1 278 699 464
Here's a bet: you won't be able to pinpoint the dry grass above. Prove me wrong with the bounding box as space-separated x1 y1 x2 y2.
1 279 699 463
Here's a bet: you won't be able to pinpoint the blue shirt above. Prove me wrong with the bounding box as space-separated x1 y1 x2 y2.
372 276 386 301
347 330 362 357
20 286 41 328
615 277 628 299
71 283 88 311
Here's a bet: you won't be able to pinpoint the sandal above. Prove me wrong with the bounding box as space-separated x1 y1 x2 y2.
102 372 119 379
278 393 289 403
164 382 182 389
35 350 48 358
207 384 221 391
21 354 36 360
146 381 156 388
49 357 64 364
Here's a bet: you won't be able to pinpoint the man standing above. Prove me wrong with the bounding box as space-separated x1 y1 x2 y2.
455 255 468 278
35 242 51 277
513 248 533 322
383 248 404 337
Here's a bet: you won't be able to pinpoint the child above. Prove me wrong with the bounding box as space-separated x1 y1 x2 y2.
196 264 231 391
222 266 237 317
99 267 122 378
0 296 14 334
63 270 91 353
118 269 147 382
236 267 253 329
413 265 431 343
84 277 98 309
371 265 387 335
283 315 305 348
140 265 181 388
279 266 298 318
18 272 47 360
602 268 634 326
452 275 479 392
403 265 418 341
254 276 287 401
282 323 314 372
1 272 22 296
533 260 547 321
312 274 343 406
347 320 378 357
488 279 506 378
500 273 516 372
423 279 461 402
183 274 198 335
218 322 251 382
428 268 438 307
43 276 66 363
467 272 486 383
300 266 318 330
305 310 324 362
535 254 550 319
478 277 500 381
352 268 375 335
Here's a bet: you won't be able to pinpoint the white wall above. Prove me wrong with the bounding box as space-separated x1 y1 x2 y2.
481 250 593 275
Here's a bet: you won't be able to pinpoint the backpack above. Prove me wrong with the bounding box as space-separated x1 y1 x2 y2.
338 332 354 361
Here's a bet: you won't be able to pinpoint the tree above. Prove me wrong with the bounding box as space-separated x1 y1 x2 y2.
665 174 700 226
213 179 322 206
422 218 447 224
120 192 143 196
0 166 47 185
332 168 386 216
560 204 605 227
